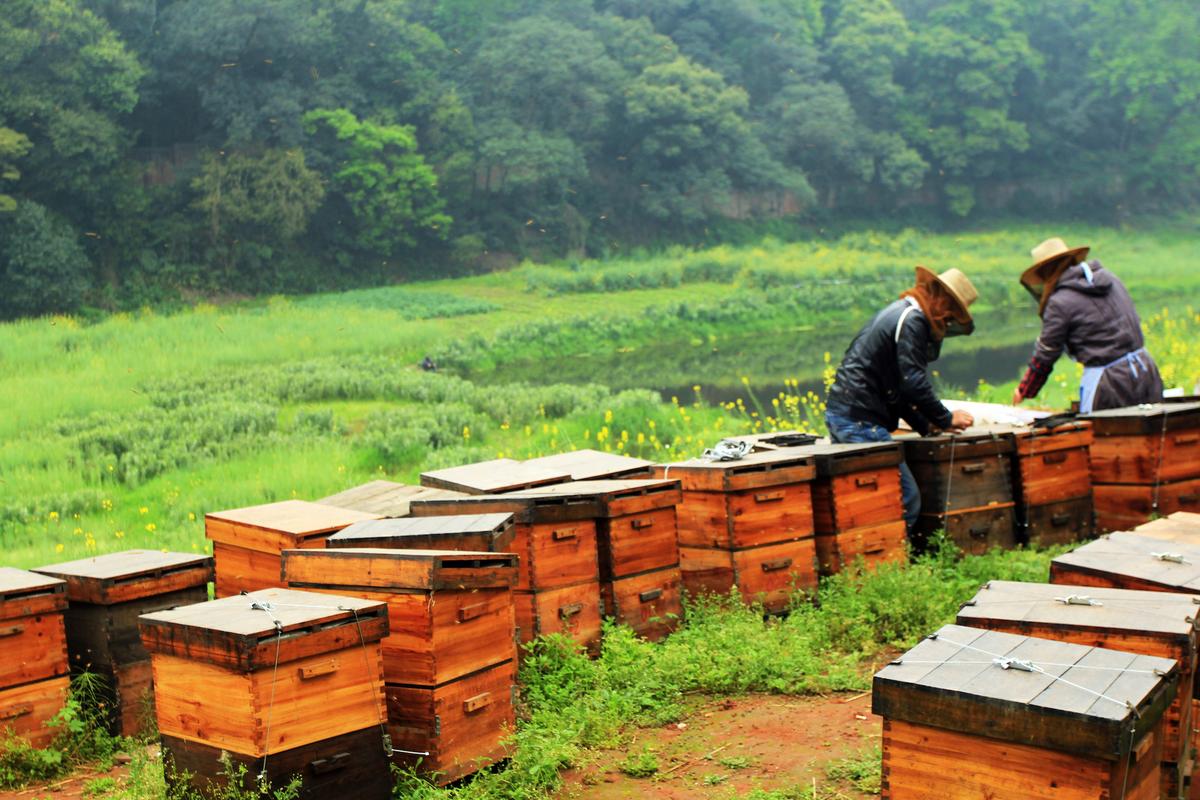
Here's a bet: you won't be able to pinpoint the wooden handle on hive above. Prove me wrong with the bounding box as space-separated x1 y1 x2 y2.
761 558 793 572
0 704 32 721
638 588 663 603
863 546 885 555
754 491 785 503
1042 452 1069 465
298 659 339 680
969 525 991 539
463 692 493 713
0 624 25 638
961 463 986 474
631 518 655 529
1180 494 1200 505
309 752 350 775
457 603 488 622
552 528 578 541
559 602 583 619
1174 434 1200 446
1051 513 1072 526
855 476 878 489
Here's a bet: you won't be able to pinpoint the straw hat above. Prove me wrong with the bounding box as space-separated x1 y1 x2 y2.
915 266 978 321
1021 237 1090 288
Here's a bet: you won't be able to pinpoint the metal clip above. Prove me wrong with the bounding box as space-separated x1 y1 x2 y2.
994 657 1036 672
1055 595 1103 606
1153 552 1189 564
890 659 904 666
1154 668 1168 677
249 599 276 612
381 732 393 757
960 600 977 608
433 714 441 738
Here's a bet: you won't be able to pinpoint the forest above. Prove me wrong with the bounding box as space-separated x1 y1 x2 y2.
0 0 1197 318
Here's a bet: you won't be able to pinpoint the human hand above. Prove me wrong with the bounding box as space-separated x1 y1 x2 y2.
1011 387 1023 406
949 410 974 432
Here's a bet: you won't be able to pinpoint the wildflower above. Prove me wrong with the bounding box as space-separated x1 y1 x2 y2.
49 511 59 522
55 543 64 554
188 512 196 522
139 506 148 515
115 530 125 539
145 523 156 533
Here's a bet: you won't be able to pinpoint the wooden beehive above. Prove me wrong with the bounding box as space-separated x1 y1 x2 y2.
874 624 1177 800
205 500 380 597
797 441 906 575
722 431 818 451
652 450 817 613
1085 402 1200 532
506 479 683 641
419 458 570 494
0 568 69 749
900 430 1017 555
957 580 1199 796
1131 511 1200 544
1050 532 1200 593
408 496 604 650
317 481 466 517
139 588 391 799
1002 420 1096 546
520 449 655 480
32 550 212 737
282 548 517 784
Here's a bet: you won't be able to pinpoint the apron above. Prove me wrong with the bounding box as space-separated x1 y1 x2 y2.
1079 348 1147 414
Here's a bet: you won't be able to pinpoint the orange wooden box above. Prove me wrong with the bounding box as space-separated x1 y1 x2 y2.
0 676 70 750
420 458 570 494
513 584 603 651
520 450 655 481
875 624 1176 800
205 500 380 597
1050 532 1200 594
318 480 467 517
600 567 681 642
1006 421 1095 546
0 568 68 692
1086 402 1200 486
679 538 817 614
1095 479 1200 534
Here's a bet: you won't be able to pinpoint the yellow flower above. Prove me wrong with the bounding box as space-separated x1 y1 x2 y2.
49 511 59 522
139 506 148 515
115 530 125 539
55 543 64 554
144 523 156 533
188 512 196 521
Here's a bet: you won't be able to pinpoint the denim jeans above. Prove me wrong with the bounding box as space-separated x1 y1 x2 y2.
825 409 921 530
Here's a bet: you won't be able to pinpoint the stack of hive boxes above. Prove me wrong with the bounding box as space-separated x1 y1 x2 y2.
283 546 519 783
1002 420 1096 546
205 500 380 597
0 568 68 748
32 550 212 737
139 588 392 799
654 449 818 613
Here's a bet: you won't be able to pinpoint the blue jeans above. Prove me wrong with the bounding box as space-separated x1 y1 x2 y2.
825 410 921 530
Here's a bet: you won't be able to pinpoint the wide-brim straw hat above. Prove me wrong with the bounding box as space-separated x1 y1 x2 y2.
1020 237 1090 290
915 266 978 322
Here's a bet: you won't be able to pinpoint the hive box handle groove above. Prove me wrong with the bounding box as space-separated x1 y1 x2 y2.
463 692 492 713
631 518 655 529
754 491 785 503
762 558 793 572
0 704 32 721
1042 452 1069 465
0 624 25 637
638 588 663 603
961 463 986 474
855 477 879 489
309 752 351 774
1051 513 1072 526
457 603 488 623
551 528 578 541
559 603 583 619
298 659 339 680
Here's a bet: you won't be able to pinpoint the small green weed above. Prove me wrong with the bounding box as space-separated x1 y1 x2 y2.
616 749 660 778
717 754 752 770
83 776 118 796
825 747 882 794
702 772 729 785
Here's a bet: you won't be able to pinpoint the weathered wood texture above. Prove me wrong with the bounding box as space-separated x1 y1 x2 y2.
326 514 516 553
913 505 1018 555
0 676 70 749
0 569 68 693
420 458 570 494
318 480 467 517
1050 532 1200 594
1000 422 1096 545
815 521 907 575
513 585 602 651
95 659 155 738
520 450 654 481
1085 403 1200 485
1024 496 1095 548
32 550 213 606
282 548 517 687
956 580 1198 771
679 538 818 613
60 586 209 673
205 501 380 597
386 661 516 784
1094 478 1200 533
672 483 815 550
162 726 392 800
1129 512 1200 547
0 567 67 620
600 567 682 642
652 450 816 493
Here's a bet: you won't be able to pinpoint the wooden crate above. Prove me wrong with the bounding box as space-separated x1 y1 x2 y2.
901 431 1017 554
1050 532 1200 593
722 431 817 451
420 458 570 494
0 676 70 750
600 567 681 642
318 480 466 517
0 568 68 692
282 548 518 687
1095 478 1200 533
1005 421 1095 546
678 538 818 613
205 501 380 597
141 587 389 798
513 584 602 650
875 624 1177 800
163 726 392 800
1024 496 1095 548
386 661 516 785
519 449 654 481
801 441 906 575
1085 402 1200 486
957 580 1198 787
327 514 517 555
1132 512 1200 545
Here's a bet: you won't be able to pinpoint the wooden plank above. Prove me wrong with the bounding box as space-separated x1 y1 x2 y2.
1051 532 1200 593
0 610 67 690
63 585 208 672
727 482 815 548
32 550 213 605
504 479 681 518
0 675 69 750
206 500 380 536
679 539 818 613
1022 496 1095 548
1014 442 1093 506
212 539 324 598
1091 433 1200 485
897 430 1015 462
651 450 816 492
282 548 517 592
0 568 67 622
792 441 903 477
600 566 682 642
1083 402 1200 436
326 514 516 552
409 493 604 524
318 480 467 517
520 450 654 481
812 466 905 533
513 584 601 651
907 445 1015 514
420 458 571 494
913 505 1017 555
815 520 907 576
597 506 680 580
1093 479 1200 531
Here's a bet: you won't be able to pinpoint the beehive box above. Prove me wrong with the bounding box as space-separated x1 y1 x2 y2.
419 458 570 494
874 624 1177 799
0 568 69 748
205 500 380 597
407 497 604 650
1050 532 1200 594
722 431 818 451
317 481 467 517
1085 402 1200 531
139 588 391 799
506 480 683 641
901 431 1017 555
798 441 906 575
653 450 817 613
957 580 1198 796
1003 420 1095 546
520 449 655 481
1131 512 1200 544
32 550 213 737
282 548 517 783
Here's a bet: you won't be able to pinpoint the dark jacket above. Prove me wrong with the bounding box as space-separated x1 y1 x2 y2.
1035 259 1163 409
826 299 954 435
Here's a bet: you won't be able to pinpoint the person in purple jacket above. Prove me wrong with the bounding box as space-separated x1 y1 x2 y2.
1012 237 1163 412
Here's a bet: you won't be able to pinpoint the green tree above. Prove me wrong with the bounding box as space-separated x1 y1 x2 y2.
0 128 32 213
0 201 90 318
303 109 450 256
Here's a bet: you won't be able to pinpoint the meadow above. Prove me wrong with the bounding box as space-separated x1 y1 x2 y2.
0 223 1197 798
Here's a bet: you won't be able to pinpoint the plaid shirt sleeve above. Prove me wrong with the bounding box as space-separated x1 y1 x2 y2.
1017 356 1054 400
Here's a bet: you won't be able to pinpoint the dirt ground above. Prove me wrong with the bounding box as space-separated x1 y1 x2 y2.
556 692 881 799
0 754 137 800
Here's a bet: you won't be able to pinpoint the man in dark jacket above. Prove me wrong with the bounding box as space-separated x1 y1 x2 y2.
1012 238 1163 412
825 267 978 530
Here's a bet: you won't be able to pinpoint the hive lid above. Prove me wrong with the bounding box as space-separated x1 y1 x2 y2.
1051 532 1200 592
873 624 1177 759
283 548 519 591
206 500 380 539
33 550 213 605
788 441 902 476
420 458 570 494
1130 512 1200 545
957 580 1199 640
138 587 388 670
318 481 468 517
721 431 819 452
327 514 517 551
409 492 604 523
1083 402 1200 435
896 429 1015 461
501 479 681 517
0 567 67 618
521 450 654 481
651 449 816 492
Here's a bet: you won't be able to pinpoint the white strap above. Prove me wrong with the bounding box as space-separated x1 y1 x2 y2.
895 297 920 344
